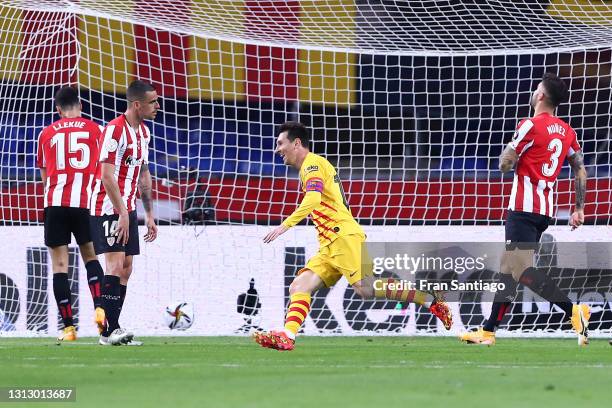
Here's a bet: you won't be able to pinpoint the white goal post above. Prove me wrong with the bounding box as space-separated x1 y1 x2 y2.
0 1 610 337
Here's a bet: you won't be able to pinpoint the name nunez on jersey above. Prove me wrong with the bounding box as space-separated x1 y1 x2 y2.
546 123 566 137
508 113 581 217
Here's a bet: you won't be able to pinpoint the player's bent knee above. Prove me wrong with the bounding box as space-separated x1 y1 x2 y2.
288 279 308 295
511 267 526 282
120 268 132 283
104 253 124 276
122 256 133 270
49 245 69 272
52 260 68 271
289 270 321 295
353 286 373 299
107 263 123 276
510 258 531 281
352 280 374 299
501 251 530 282
78 242 97 263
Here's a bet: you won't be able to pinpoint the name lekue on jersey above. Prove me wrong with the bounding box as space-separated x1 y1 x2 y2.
52 120 86 131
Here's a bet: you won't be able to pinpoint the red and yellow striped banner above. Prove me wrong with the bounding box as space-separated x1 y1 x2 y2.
0 1 356 105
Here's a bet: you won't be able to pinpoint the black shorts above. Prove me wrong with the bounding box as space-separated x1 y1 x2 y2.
505 210 551 250
44 207 91 247
90 211 140 256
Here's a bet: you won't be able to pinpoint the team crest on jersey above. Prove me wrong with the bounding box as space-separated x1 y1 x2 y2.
105 138 118 152
304 165 319 174
107 236 116 246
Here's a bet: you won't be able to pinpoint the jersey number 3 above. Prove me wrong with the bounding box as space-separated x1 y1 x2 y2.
542 138 562 177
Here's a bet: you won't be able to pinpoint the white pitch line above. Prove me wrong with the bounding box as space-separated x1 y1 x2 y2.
10 361 612 370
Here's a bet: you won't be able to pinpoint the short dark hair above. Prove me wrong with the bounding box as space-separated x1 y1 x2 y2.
54 86 79 110
541 73 568 108
278 121 310 149
127 80 156 103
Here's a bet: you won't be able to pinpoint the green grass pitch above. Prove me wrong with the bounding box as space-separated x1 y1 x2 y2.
1 336 610 408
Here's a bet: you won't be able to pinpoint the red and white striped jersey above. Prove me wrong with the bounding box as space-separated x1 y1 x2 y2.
36 117 102 208
507 112 581 217
90 114 151 216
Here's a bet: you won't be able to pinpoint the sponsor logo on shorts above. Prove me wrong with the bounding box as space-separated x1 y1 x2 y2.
107 236 116 246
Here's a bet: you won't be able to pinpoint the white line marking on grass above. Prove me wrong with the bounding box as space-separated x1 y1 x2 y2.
12 361 612 371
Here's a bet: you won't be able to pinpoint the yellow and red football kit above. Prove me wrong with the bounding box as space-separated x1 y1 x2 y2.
277 153 451 340
282 152 369 288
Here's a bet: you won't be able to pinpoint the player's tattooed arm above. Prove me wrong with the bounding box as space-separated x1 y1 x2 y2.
567 151 587 210
498 144 519 173
138 165 153 214
138 165 158 242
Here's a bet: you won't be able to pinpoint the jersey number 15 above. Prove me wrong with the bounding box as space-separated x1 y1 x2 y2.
50 132 91 170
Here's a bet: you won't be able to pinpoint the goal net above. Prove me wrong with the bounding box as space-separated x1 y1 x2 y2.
0 0 611 337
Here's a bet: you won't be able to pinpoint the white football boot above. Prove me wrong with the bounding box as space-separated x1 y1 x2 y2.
108 328 132 345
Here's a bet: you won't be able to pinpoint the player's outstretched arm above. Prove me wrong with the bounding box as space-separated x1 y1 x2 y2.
263 191 321 243
101 162 130 244
567 151 587 229
498 144 519 173
138 165 157 242
263 224 289 244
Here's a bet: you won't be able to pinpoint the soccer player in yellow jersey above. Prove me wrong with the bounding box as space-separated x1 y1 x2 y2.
254 122 452 351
